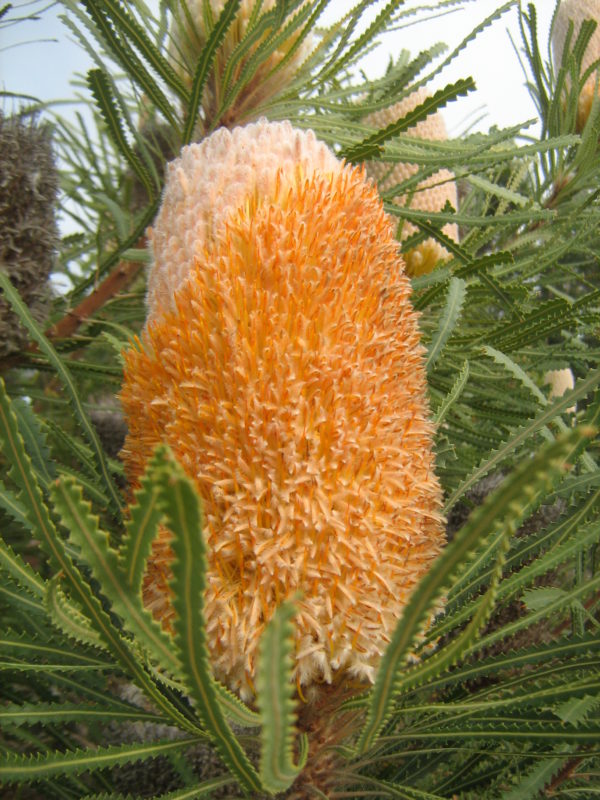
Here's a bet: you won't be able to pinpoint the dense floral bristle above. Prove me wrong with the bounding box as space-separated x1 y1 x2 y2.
552 0 600 130
365 88 458 277
147 120 342 319
122 122 444 699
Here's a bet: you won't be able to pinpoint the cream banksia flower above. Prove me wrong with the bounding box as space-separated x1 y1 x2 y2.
169 1 312 128
365 88 459 278
553 0 600 130
121 119 444 700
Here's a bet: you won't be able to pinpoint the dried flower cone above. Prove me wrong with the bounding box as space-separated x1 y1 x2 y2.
169 1 312 127
121 121 444 699
552 0 600 130
365 88 458 277
0 113 58 356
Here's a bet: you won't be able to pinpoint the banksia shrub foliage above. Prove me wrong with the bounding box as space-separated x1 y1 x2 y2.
169 0 314 130
365 87 459 276
2 1 600 799
0 112 58 356
552 0 600 130
122 120 444 698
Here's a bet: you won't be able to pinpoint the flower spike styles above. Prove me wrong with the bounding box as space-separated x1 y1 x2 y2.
121 120 445 700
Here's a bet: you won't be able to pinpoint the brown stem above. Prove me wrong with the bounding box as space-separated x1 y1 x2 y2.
546 756 585 794
45 238 147 340
0 238 147 373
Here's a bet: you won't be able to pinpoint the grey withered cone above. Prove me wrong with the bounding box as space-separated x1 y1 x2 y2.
0 112 59 356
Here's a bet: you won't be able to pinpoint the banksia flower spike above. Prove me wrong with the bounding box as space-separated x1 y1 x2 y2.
544 367 576 414
0 112 58 356
169 0 313 129
121 119 444 700
553 0 600 130
364 87 459 277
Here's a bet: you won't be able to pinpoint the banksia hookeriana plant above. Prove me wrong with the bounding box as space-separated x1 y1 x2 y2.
552 0 600 130
169 0 313 129
0 112 58 356
121 119 444 700
365 88 459 277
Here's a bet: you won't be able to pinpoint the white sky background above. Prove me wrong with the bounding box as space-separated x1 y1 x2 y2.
1 1 556 137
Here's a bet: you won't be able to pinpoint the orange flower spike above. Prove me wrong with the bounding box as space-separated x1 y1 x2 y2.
121 119 445 700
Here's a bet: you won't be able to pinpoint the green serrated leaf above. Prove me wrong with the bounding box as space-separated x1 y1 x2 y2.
342 78 475 163
257 600 306 794
50 474 180 676
0 702 167 728
426 277 467 370
183 0 242 143
118 447 165 594
87 67 156 202
156 447 261 794
45 575 109 652
356 427 594 754
79 0 179 129
0 276 123 516
444 369 600 511
0 737 203 783
555 695 600 726
0 535 45 598
433 359 469 425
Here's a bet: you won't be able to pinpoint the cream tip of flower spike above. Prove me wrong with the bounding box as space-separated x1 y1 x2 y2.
146 119 342 320
364 87 458 277
123 121 445 700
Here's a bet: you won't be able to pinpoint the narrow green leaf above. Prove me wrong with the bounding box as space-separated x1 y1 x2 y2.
445 369 600 511
79 0 179 129
426 277 466 370
0 634 110 666
118 447 165 594
257 600 307 794
81 777 236 800
87 67 156 202
500 753 572 800
98 0 188 100
0 536 45 598
0 376 66 570
433 360 469 424
555 695 600 726
183 0 242 144
45 576 109 652
356 427 594 754
0 275 123 515
342 79 475 162
50 475 180 676
157 448 261 793
0 737 203 783
0 703 167 728
11 398 55 487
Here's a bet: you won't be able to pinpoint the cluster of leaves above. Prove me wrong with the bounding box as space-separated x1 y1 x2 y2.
1 0 600 797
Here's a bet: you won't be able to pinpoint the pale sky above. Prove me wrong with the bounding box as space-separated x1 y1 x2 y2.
1 1 555 136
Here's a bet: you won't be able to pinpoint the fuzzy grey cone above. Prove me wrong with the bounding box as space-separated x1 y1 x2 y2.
0 112 58 356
